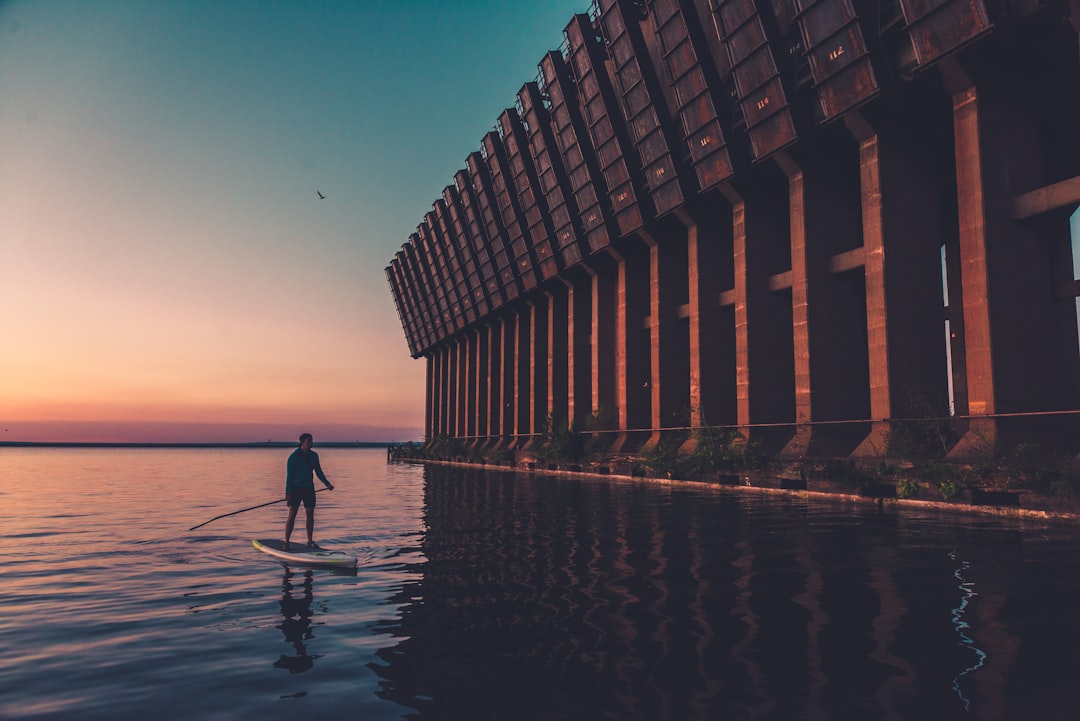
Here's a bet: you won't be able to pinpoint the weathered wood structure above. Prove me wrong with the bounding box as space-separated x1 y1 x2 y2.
386 0 1080 458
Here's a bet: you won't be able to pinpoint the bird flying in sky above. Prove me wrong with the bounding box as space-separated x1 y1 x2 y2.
317 191 326 199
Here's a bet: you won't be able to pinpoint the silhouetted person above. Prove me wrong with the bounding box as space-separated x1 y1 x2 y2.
284 433 333 550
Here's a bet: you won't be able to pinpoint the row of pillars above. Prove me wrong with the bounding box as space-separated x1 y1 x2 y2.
424 63 1080 459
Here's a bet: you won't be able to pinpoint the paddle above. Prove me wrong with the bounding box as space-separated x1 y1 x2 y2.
188 487 329 531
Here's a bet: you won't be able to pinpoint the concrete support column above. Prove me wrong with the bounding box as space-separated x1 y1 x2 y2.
475 325 489 446
615 249 629 442
439 345 451 440
611 243 654 452
565 271 594 428
424 354 435 442
686 222 704 432
434 344 445 438
850 118 893 457
592 254 619 427
444 345 454 439
546 286 569 429
487 321 502 442
800 132 872 456
941 59 1069 453
643 232 663 451
726 173 797 452
775 152 814 458
516 305 533 447
848 111 951 458
448 341 460 439
457 338 468 440
528 297 548 440
465 330 478 443
501 314 516 445
680 213 727 453
642 226 690 452
945 66 997 457
727 184 752 435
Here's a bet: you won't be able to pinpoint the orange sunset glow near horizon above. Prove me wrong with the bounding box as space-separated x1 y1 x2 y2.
1 1 589 444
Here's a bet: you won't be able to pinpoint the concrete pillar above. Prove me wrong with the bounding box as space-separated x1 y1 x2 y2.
729 186 752 436
801 130 872 456
516 305 533 447
686 222 704 434
848 111 952 458
614 249 629 441
448 341 460 439
644 232 663 452
528 297 548 439
440 345 451 440
434 344 444 439
850 119 893 457
546 286 569 429
775 152 814 458
944 65 998 457
444 342 453 439
611 242 655 453
475 325 489 446
680 211 729 452
501 314 516 445
487 321 502 442
457 338 468 440
642 225 691 452
942 59 1074 454
727 169 797 451
465 330 477 443
592 254 619 428
425 354 435 442
565 271 594 429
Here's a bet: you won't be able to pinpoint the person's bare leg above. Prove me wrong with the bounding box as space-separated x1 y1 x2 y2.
284 505 299 550
305 507 316 547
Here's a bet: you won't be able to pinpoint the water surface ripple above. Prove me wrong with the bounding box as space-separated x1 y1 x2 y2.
1 448 1077 720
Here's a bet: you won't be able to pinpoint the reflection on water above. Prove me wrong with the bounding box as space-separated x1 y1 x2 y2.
368 464 1079 721
3 448 1079 720
274 569 320 674
950 551 988 712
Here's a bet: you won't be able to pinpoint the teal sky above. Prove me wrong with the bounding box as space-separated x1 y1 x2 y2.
0 0 589 443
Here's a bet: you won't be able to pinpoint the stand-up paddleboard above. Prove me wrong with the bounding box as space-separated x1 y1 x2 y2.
252 539 357 569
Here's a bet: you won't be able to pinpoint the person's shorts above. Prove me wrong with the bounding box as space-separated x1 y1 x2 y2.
287 487 317 509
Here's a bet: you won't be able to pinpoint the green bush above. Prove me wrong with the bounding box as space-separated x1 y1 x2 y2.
641 437 685 478
938 480 960 500
537 416 588 464
884 385 957 459
697 426 769 472
896 479 919 499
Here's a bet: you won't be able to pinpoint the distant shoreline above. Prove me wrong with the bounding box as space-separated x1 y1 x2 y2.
0 441 395 449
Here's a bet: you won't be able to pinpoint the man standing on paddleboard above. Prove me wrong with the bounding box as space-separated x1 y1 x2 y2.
284 433 334 550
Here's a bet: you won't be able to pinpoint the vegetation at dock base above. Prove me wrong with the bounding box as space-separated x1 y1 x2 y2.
534 416 587 463
387 393 1080 511
640 425 768 480
388 430 1080 514
896 479 919 499
885 385 959 459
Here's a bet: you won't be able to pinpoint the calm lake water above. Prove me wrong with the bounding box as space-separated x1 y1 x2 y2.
2 447 1079 720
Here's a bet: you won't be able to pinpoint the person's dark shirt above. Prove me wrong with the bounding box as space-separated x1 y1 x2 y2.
286 449 328 495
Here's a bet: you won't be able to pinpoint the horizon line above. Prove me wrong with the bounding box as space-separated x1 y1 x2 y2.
0 441 406 449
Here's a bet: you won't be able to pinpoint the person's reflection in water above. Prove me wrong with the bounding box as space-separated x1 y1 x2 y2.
274 569 321 674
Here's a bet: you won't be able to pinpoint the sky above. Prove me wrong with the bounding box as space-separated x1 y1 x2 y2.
0 0 589 443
